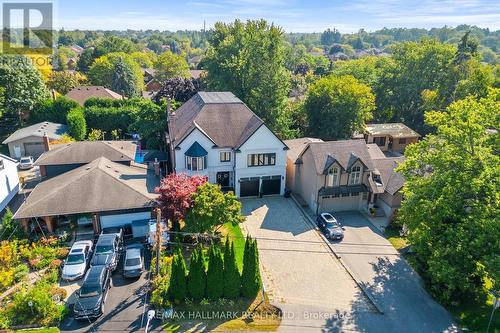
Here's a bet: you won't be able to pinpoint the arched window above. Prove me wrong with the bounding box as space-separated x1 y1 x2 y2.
327 167 339 187
350 165 362 185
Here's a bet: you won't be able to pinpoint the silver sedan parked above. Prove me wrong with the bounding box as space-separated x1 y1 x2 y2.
123 244 144 278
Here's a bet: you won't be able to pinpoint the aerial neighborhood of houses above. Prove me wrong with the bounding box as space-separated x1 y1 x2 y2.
0 14 497 333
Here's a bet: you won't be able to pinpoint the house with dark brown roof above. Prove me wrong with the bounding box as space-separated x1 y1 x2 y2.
287 138 405 220
14 157 159 235
35 140 137 178
167 92 288 197
65 86 124 106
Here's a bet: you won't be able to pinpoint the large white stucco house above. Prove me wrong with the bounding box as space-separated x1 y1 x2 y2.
167 92 288 197
0 154 19 213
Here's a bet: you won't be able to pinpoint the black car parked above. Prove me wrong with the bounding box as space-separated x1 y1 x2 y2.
74 265 112 320
317 212 345 240
91 230 123 271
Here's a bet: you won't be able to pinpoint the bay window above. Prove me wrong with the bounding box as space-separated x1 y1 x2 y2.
185 156 206 171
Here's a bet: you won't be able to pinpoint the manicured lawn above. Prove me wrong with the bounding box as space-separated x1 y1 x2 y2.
219 222 245 271
383 225 409 251
163 294 281 332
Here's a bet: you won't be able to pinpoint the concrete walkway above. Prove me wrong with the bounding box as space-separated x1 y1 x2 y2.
241 197 459 333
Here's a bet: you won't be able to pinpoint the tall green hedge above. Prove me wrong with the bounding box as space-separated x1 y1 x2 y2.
66 108 86 140
223 237 241 298
31 96 80 124
187 246 206 300
169 249 187 302
206 245 224 299
241 236 261 298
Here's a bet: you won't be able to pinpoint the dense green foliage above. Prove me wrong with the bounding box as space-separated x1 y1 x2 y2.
169 249 188 302
30 97 80 125
223 237 241 298
66 108 87 140
241 236 261 298
0 55 49 122
305 75 375 140
46 71 87 95
153 51 190 82
206 245 224 299
185 183 244 233
398 89 500 304
203 20 291 133
0 209 23 241
187 246 206 300
88 52 143 96
111 57 139 97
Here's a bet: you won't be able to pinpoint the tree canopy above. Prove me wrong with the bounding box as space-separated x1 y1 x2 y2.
203 19 291 132
304 75 375 140
153 51 190 83
397 89 500 304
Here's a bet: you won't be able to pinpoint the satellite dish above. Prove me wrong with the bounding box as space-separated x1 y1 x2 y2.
147 309 156 320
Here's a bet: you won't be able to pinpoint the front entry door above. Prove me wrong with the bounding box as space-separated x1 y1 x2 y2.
216 172 230 187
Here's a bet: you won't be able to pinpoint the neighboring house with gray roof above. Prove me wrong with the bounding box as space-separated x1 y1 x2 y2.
14 156 159 235
65 86 123 106
362 123 420 153
2 121 68 159
289 138 405 220
167 91 288 197
35 140 137 178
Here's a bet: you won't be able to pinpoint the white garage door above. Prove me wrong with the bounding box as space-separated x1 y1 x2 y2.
100 211 151 229
320 194 361 212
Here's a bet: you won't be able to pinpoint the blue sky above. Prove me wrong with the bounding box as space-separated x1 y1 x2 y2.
38 0 500 32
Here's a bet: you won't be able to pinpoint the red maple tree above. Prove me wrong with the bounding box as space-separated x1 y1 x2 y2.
155 173 207 230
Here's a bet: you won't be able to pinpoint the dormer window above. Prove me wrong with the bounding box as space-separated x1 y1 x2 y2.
349 165 362 185
327 167 339 187
373 173 383 187
185 141 208 171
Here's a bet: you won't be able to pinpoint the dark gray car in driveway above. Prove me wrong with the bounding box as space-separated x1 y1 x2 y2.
74 265 112 320
91 230 123 271
317 212 345 240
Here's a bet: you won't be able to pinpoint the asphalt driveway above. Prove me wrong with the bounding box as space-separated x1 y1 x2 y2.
329 211 458 333
242 197 459 333
59 245 154 333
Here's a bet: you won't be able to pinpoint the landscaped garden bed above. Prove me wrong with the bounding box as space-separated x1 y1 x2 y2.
0 211 69 330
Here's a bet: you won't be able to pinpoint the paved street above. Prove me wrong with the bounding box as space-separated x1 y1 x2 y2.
332 211 458 333
59 250 155 333
242 197 459 333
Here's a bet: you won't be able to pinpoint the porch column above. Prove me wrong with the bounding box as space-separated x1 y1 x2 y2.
43 216 54 233
92 212 101 235
20 219 29 234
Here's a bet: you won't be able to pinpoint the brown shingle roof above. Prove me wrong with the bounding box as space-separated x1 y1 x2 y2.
284 137 323 163
365 123 420 138
65 86 123 106
303 139 374 174
169 92 265 149
372 157 406 195
14 157 158 219
35 141 137 166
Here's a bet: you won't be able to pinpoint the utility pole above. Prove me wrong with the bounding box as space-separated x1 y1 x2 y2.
155 208 162 276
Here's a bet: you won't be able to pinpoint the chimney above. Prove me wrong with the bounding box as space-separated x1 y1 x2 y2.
153 158 160 177
42 132 50 152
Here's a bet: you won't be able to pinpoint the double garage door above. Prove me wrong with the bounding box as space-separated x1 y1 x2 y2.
320 194 361 212
240 176 281 197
